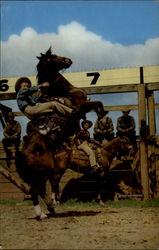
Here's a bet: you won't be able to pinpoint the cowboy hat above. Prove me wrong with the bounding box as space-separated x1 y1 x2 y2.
122 109 131 113
15 77 31 93
98 110 109 119
81 120 93 128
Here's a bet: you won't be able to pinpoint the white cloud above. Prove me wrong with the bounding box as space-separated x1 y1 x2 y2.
1 22 159 136
1 21 159 77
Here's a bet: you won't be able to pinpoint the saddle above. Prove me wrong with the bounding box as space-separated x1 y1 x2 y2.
26 112 68 136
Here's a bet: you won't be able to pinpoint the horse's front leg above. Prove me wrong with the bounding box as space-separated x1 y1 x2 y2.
49 170 66 205
39 180 55 216
30 186 48 220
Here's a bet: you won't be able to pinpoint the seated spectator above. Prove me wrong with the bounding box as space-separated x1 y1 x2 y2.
93 110 114 144
74 120 102 173
116 109 137 150
2 112 21 166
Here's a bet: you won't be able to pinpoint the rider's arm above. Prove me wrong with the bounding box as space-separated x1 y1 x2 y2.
16 85 43 112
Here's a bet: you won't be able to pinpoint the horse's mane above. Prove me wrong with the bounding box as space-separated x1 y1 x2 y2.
36 48 53 84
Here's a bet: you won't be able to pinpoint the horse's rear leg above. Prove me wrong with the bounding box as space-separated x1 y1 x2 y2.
80 101 105 118
49 175 62 206
50 181 60 205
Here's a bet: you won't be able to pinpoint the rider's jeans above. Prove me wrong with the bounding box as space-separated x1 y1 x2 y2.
23 101 73 120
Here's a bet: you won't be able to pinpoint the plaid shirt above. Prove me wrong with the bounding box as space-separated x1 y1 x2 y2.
75 129 90 144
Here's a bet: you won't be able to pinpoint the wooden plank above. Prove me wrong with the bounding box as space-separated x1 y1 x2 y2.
138 84 149 200
0 92 16 101
0 84 138 100
1 84 159 101
0 83 159 100
0 182 25 193
82 84 138 94
0 165 30 194
147 91 156 136
0 192 25 200
1 66 159 93
144 66 159 83
146 82 159 91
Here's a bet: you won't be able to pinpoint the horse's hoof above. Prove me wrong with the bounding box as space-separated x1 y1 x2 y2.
51 199 60 206
40 212 48 219
98 200 105 206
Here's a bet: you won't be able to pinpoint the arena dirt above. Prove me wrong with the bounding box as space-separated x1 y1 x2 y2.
0 203 159 249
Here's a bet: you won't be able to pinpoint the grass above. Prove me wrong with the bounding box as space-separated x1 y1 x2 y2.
63 198 159 208
105 198 159 208
0 199 32 206
1 198 159 208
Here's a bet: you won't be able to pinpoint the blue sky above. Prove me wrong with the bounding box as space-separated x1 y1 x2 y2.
1 1 159 44
0 0 159 137
1 0 159 76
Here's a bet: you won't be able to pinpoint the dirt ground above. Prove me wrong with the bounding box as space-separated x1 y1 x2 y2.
0 201 159 250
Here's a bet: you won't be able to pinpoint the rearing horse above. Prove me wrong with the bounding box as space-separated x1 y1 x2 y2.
36 47 105 119
16 48 105 219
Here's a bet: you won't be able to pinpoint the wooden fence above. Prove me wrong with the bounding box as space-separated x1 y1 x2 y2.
0 68 159 200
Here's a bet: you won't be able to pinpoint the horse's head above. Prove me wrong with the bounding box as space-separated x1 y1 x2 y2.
37 47 72 74
119 136 134 155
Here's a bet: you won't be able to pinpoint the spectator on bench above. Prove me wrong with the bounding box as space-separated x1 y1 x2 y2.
93 110 114 144
2 112 21 167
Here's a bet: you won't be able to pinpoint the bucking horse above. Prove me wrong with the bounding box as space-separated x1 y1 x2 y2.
16 47 106 219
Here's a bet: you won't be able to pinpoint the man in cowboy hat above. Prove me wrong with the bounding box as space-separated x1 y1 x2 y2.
15 77 74 120
93 110 114 144
116 109 137 149
15 77 86 134
2 112 21 166
74 120 102 173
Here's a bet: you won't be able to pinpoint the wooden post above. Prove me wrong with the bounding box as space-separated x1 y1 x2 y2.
138 82 149 200
147 90 156 136
0 165 30 194
146 90 157 197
